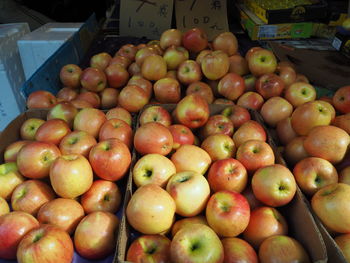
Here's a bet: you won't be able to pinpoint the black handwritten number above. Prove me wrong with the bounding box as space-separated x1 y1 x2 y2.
203 16 210 23
190 0 197 11
194 17 199 24
158 4 168 18
136 0 156 12
137 21 145 27
210 23 223 30
149 21 155 28
211 0 221 10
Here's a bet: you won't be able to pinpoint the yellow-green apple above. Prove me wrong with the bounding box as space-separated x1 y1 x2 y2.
11 180 55 216
100 87 119 109
276 117 297 145
284 82 316 107
295 73 309 83
59 130 96 157
291 100 333 136
89 139 131 181
90 52 112 71
333 113 350 134
4 140 30 163
163 46 189 70
228 55 249 76
17 142 60 179
139 105 172 127
106 107 132 125
242 185 263 211
221 105 251 128
255 73 285 99
37 198 84 234
170 224 224 263
116 44 137 61
141 54 167 81
109 55 131 68
127 184 176 234
98 118 133 148
201 134 235 161
206 190 250 237
50 154 93 199
245 46 263 61
118 85 149 113
217 73 245 101
127 234 171 263
252 164 296 207
260 97 293 127
81 180 121 214
208 158 247 193
177 60 202 85
319 100 336 121
76 91 101 108
232 120 266 148
70 99 93 109
0 197 9 216
35 119 71 145
20 118 45 140
26 90 57 109
212 32 238 56
222 237 258 263
174 94 210 129
166 171 210 217
171 216 208 237
333 85 350 114
247 49 277 77
200 114 234 139
105 63 129 89
0 162 25 200
276 65 296 87
236 140 275 174
213 98 234 105
0 211 39 259
340 166 350 185
259 235 310 263
135 46 158 66
160 28 182 50
196 49 212 64
244 74 257 92
237 91 265 110
128 75 153 99
186 81 214 104
171 144 211 174
134 122 173 156
56 87 78 102
80 67 106 92
47 102 78 128
182 28 208 53
243 206 288 249
335 234 350 262
284 136 309 166
153 77 181 103
293 157 338 196
304 125 350 164
201 50 229 80
73 107 106 138
59 64 82 88
133 154 176 188
169 124 195 150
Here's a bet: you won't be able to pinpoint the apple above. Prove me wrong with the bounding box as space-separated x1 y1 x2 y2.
59 64 82 88
56 87 78 102
35 118 71 145
127 184 176 234
116 44 138 61
128 62 141 76
258 235 310 263
141 54 167 81
242 185 263 211
221 105 251 128
89 139 131 181
333 85 350 114
206 79 220 97
206 190 250 237
200 114 234 139
4 140 30 163
212 32 238 56
196 49 212 64
284 136 310 166
276 117 297 145
0 197 9 217
170 224 224 263
260 97 293 127
118 85 149 113
177 60 202 85
76 91 101 108
276 65 297 87
128 75 153 99
243 206 288 249
182 28 208 53
295 73 309 83
284 82 316 107
47 102 78 128
244 74 257 92
106 106 132 125
304 125 350 164
81 180 121 214
80 67 106 92
232 120 266 148
319 100 336 121
163 46 189 70
201 134 236 161
174 94 210 129
20 118 45 140
135 46 158 66
37 198 84 234
171 144 212 174
169 124 194 150
100 87 119 109
105 63 129 89
127 234 171 263
0 213 37 259
98 118 133 148
140 105 172 127
171 216 208 237
134 122 173 156
340 166 350 185
133 153 176 188
252 164 296 207
247 49 277 77
335 234 350 262
50 154 93 199
27 90 57 109
0 162 25 201
237 91 264 111
73 107 106 138
186 81 214 104
59 130 96 157
291 100 333 136
160 28 182 49
228 55 249 76
70 99 93 109
201 50 229 80
109 55 131 68
222 237 258 263
255 73 285 99
153 77 181 103
90 52 112 71
333 113 350 134
245 46 263 61
213 98 235 105
217 73 245 101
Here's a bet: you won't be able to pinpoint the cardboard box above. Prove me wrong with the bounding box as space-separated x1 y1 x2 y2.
115 104 327 263
332 32 350 59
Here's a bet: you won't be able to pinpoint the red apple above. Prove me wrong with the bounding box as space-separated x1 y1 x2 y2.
201 134 236 161
73 107 106 138
284 136 309 166
141 54 167 81
59 64 82 88
222 237 258 263
59 130 97 157
27 90 57 109
247 49 277 77
35 118 71 145
106 107 132 125
242 185 263 211
163 45 189 70
116 44 137 61
260 97 293 127
212 32 238 56
333 113 350 134
255 73 285 99
128 75 153 99
109 55 131 68
47 102 78 128
200 114 234 139
196 49 212 64
217 73 245 101
201 50 229 80
105 63 129 88
80 67 107 92
232 120 266 148
213 98 235 105
245 47 263 61
333 85 350 113
100 87 119 109
76 91 101 108
171 216 208 237
70 99 93 109
140 105 172 127
4 140 31 163
182 28 208 53
177 60 202 85
135 46 158 66
186 81 214 104
237 91 264 110
0 162 25 200
221 105 251 128
128 62 141 76
295 73 309 83
276 117 297 145
284 82 316 107
160 28 182 50
20 118 45 140
56 87 78 102
153 77 181 103
228 55 249 76
118 85 149 113
244 74 257 92
90 52 112 71
169 124 195 150
98 118 133 148
276 65 297 87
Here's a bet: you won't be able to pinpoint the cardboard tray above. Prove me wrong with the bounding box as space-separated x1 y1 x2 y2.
115 104 327 263
0 109 130 263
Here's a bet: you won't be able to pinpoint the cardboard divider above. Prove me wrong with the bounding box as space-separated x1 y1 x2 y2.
115 104 327 263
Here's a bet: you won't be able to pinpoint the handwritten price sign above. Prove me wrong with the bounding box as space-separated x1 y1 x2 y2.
119 0 174 39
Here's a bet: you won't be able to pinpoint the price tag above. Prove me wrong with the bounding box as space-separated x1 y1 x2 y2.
119 0 174 40
175 0 229 40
